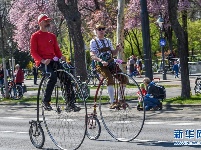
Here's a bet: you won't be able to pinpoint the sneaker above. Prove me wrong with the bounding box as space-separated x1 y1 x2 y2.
158 102 162 110
109 102 119 109
119 100 129 108
42 101 53 111
150 106 159 111
137 104 143 111
70 104 81 112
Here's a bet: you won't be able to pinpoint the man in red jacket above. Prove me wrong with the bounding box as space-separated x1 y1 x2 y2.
30 14 80 111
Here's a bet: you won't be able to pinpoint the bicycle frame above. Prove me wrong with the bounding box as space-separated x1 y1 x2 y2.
91 63 126 115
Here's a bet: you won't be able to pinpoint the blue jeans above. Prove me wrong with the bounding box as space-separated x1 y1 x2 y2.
175 71 179 77
129 71 137 77
144 96 160 110
0 79 3 87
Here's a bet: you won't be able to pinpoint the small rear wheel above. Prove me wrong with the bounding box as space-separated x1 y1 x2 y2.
86 114 101 140
29 121 45 149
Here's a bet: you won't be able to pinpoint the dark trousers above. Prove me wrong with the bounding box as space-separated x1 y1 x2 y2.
57 71 75 106
33 74 38 84
39 63 57 102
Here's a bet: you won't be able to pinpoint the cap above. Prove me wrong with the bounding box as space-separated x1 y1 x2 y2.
38 14 51 24
95 23 106 29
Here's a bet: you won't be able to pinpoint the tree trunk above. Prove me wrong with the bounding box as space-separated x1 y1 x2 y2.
181 10 189 58
140 0 153 80
168 0 190 98
57 0 87 81
167 27 173 54
117 0 126 72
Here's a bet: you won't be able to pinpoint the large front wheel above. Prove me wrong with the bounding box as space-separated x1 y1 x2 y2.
97 72 145 141
39 72 87 150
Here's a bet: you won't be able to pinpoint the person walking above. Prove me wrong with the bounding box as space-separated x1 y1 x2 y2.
136 56 142 77
128 56 135 76
32 63 38 85
172 61 179 78
0 64 4 87
90 23 128 109
30 14 80 111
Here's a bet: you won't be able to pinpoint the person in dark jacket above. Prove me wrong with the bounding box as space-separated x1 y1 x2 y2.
0 64 4 86
32 63 38 85
143 77 161 110
172 61 179 78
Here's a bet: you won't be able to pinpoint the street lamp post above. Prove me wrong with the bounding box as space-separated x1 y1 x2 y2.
157 15 167 80
0 0 9 98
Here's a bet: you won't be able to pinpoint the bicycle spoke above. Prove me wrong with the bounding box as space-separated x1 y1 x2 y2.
40 72 87 150
98 73 145 141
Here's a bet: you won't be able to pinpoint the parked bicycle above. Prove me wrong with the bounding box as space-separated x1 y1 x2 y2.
1 79 23 100
29 60 87 150
86 65 100 86
77 76 90 100
194 76 201 94
86 59 145 141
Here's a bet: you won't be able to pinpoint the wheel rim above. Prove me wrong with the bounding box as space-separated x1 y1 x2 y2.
98 73 145 141
40 73 87 150
29 123 45 149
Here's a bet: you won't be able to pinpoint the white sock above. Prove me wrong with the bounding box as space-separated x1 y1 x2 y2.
107 85 114 104
118 85 126 101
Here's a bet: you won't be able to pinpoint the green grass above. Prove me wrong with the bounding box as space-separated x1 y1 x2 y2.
0 96 38 104
27 88 39 91
0 95 139 105
88 84 180 89
163 85 180 88
164 94 201 105
0 96 109 105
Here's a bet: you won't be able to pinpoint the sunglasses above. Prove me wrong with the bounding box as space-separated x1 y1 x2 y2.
97 28 105 31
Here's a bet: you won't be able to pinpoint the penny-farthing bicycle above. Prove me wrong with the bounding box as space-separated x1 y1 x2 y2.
86 59 145 141
29 60 87 150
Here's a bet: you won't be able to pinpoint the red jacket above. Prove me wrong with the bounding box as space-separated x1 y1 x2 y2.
137 89 147 96
137 89 147 102
15 68 24 83
30 30 62 66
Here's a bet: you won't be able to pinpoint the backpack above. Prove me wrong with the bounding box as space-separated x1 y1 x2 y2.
153 84 166 100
